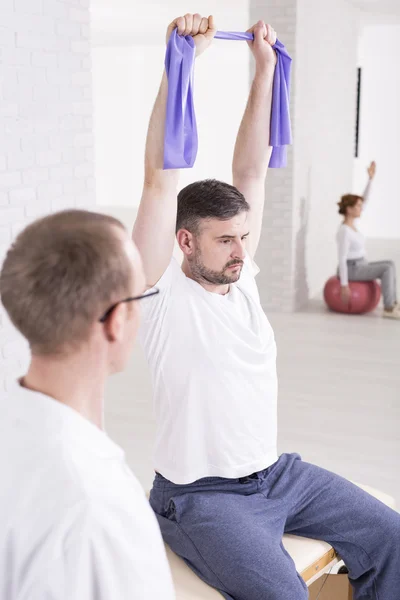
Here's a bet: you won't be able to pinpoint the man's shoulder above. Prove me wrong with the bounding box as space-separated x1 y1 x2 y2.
156 255 185 288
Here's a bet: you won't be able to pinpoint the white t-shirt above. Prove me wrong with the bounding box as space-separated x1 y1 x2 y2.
0 383 175 600
336 224 366 285
336 178 372 286
139 255 278 484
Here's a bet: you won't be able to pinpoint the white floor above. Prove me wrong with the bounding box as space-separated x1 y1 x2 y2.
105 239 400 508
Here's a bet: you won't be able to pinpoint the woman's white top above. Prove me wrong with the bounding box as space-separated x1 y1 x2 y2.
336 180 371 286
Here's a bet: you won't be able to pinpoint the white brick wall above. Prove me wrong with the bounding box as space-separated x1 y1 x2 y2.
250 0 297 313
353 25 400 239
0 0 95 393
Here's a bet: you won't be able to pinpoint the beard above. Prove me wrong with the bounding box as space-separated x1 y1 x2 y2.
189 248 244 285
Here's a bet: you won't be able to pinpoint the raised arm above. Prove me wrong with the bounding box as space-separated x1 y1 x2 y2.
232 21 277 259
362 160 376 208
132 69 177 285
132 14 216 285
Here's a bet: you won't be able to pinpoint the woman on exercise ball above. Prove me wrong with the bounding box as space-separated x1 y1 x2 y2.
336 161 399 319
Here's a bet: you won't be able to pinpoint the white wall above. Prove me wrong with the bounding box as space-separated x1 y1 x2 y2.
293 0 359 301
0 0 95 392
92 0 249 46
353 25 400 239
249 0 297 313
92 43 250 208
92 1 251 209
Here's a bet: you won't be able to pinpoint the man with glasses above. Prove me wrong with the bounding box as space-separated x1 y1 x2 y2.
0 210 174 599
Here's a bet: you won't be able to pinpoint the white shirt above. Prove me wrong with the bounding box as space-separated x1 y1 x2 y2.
139 255 278 485
336 225 366 285
336 179 371 286
0 384 175 600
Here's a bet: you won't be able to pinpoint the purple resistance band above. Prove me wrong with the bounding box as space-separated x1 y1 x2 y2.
164 29 292 170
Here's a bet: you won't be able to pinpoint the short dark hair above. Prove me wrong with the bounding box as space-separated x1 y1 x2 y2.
176 179 250 233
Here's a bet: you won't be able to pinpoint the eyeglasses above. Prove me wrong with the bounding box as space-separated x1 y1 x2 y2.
98 287 160 323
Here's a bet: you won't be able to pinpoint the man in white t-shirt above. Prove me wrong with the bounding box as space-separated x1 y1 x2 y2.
133 13 400 600
0 210 175 600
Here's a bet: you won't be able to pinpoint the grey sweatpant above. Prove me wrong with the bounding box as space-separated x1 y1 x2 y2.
347 258 397 309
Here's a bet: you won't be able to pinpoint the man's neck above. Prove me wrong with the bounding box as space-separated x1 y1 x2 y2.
21 353 106 429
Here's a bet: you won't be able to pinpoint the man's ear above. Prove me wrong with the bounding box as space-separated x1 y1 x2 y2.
102 302 126 342
176 229 195 256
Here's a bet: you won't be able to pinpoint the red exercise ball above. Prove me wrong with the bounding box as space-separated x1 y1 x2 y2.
323 276 381 314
